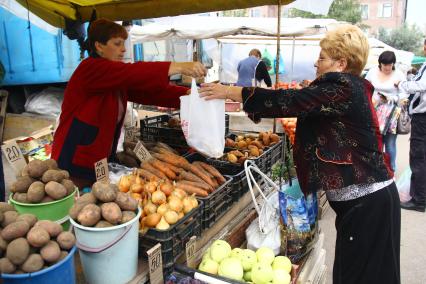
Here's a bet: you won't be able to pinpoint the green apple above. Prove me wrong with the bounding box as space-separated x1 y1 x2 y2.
210 240 232 263
198 258 219 275
272 256 292 273
251 262 274 284
256 247 275 265
218 257 244 281
239 249 257 271
231 248 243 258
272 269 291 284
243 270 253 282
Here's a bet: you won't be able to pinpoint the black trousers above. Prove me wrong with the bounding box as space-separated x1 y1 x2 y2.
409 114 426 205
329 183 401 284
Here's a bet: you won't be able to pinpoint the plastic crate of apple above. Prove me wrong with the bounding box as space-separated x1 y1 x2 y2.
224 132 280 164
198 240 292 284
280 118 297 145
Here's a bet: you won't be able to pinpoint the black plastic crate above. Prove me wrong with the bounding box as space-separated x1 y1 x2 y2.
185 153 234 230
139 201 202 267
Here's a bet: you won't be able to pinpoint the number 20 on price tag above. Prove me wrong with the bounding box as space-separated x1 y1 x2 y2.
1 141 27 174
94 158 109 182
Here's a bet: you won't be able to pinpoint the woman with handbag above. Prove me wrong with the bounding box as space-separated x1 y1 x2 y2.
200 25 400 284
365 51 406 172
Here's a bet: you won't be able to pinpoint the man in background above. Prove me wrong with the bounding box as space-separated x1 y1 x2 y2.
236 49 272 87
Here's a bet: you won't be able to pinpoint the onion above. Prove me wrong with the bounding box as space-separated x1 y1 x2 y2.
178 212 184 220
130 183 143 193
156 216 170 230
164 211 179 225
118 176 131 193
160 182 173 196
157 203 169 216
152 188 167 205
135 174 143 185
145 181 157 194
144 213 161 228
188 195 198 208
168 197 183 213
143 200 157 215
172 188 187 200
183 197 194 214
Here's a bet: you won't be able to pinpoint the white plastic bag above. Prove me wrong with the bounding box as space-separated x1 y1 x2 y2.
244 160 281 255
396 167 412 202
180 79 225 158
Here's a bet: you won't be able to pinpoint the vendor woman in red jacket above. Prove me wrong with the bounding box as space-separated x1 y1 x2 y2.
52 19 206 188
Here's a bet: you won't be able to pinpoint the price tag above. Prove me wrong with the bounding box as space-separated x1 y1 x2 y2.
147 243 164 284
94 158 109 182
185 236 197 268
1 141 27 174
133 141 152 162
124 126 135 142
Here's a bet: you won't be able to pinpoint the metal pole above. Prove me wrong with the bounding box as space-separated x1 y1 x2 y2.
290 36 295 81
273 0 282 133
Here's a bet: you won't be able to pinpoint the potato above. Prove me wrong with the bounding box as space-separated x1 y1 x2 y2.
60 170 70 179
13 192 28 203
270 133 280 143
0 211 3 224
95 221 113 228
262 132 271 146
0 257 16 273
42 159 58 170
121 211 137 224
1 221 30 241
16 214 38 227
21 164 29 176
115 192 138 211
0 235 7 253
0 202 15 213
44 181 67 200
27 181 46 203
27 159 49 178
41 170 64 183
56 232 76 250
21 253 44 273
27 227 50 248
6 237 30 265
58 251 68 262
1 211 19 227
61 179 76 196
248 145 260 157
15 269 25 274
92 181 118 202
10 176 34 193
34 220 63 238
69 201 90 220
77 204 101 227
40 241 61 263
101 203 122 225
41 196 54 203
77 192 97 205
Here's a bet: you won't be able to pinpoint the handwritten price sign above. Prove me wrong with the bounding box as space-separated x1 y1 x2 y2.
1 141 27 174
94 158 109 182
133 141 152 162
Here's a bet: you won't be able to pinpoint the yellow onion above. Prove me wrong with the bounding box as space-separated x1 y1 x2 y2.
145 181 157 194
164 210 179 225
118 176 131 193
143 200 157 215
152 188 167 205
172 188 187 200
160 182 173 196
156 216 170 230
182 197 194 214
130 183 143 193
178 212 184 220
168 197 183 213
157 203 169 216
144 213 162 228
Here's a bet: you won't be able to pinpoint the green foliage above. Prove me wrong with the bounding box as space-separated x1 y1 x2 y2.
222 9 249 17
378 24 424 53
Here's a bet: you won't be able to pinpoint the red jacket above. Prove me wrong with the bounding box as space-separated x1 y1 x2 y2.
52 57 187 181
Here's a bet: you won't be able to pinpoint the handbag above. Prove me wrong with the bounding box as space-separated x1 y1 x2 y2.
375 99 397 135
397 103 411 134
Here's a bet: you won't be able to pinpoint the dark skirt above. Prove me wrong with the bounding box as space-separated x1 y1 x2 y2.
329 183 401 284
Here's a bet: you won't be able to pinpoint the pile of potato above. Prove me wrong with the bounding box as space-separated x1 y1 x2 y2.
10 159 76 204
69 181 139 228
223 132 280 164
0 202 76 274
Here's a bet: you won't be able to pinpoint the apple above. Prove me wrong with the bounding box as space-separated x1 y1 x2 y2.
256 247 275 265
272 256 292 273
218 257 244 281
202 248 211 261
239 249 257 271
251 262 274 284
210 240 232 263
272 269 291 284
243 270 253 282
231 248 243 258
198 258 219 275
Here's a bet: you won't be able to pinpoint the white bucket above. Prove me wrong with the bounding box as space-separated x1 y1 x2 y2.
70 208 141 284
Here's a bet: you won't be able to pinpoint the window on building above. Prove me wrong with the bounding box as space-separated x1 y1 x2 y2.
360 4 369 20
377 3 392 18
251 8 261 17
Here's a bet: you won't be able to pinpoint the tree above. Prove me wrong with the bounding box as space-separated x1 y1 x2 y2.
288 0 362 25
222 9 249 17
378 24 424 53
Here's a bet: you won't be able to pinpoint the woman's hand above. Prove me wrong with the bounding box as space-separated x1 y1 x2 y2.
199 83 243 102
169 62 207 77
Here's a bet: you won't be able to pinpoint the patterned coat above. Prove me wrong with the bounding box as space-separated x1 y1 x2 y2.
242 72 393 194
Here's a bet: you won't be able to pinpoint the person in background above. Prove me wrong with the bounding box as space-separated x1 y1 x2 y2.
52 19 206 189
396 39 426 212
236 49 272 87
200 25 400 284
365 51 406 173
121 20 134 63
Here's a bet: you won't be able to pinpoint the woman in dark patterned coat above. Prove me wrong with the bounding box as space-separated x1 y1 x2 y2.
199 25 400 284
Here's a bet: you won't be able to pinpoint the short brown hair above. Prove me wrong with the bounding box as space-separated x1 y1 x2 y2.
249 49 262 58
320 25 369 76
88 19 128 57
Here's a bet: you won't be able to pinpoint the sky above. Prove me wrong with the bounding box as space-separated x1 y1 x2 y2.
406 0 426 31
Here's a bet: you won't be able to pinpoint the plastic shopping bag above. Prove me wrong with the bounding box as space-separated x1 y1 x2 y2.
180 79 225 158
396 167 412 202
245 161 281 255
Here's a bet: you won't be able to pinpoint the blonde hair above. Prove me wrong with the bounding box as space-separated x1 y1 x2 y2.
320 25 369 76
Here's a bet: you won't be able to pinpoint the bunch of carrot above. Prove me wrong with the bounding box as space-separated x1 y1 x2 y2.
281 118 297 145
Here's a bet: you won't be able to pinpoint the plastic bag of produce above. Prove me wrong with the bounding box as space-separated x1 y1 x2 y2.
180 78 225 158
279 178 318 263
244 160 281 255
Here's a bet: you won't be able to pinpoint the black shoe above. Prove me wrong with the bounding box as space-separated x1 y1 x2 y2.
400 200 426 212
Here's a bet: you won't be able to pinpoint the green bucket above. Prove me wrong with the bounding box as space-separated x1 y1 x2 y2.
9 188 77 230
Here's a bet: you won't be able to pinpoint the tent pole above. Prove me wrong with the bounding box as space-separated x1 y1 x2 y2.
273 0 282 133
290 36 295 81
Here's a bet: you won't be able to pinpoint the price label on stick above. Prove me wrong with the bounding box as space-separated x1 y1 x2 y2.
133 141 152 162
1 141 27 174
186 236 197 268
147 243 164 284
124 126 135 142
94 158 109 182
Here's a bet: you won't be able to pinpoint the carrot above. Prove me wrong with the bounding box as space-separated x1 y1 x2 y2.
175 182 208 197
153 153 189 168
150 158 177 180
193 161 226 184
185 164 216 188
178 180 213 193
137 168 159 181
210 177 219 189
177 169 213 190
141 162 168 180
